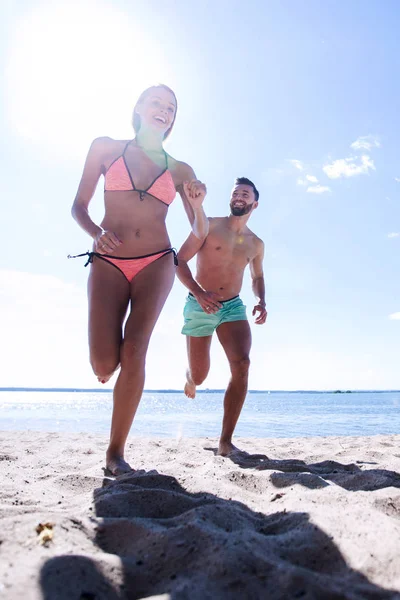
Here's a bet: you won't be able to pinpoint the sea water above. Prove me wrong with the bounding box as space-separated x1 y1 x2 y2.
0 390 399 438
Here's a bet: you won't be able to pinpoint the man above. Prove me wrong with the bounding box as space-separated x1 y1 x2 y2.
177 177 267 456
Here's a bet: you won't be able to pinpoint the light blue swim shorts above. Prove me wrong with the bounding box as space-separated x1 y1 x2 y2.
181 293 247 337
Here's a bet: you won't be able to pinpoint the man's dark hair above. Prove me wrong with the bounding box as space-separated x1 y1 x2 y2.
235 177 259 202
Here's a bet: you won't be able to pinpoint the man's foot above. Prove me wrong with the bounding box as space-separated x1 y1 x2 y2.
184 370 196 399
217 441 269 462
217 440 239 457
105 454 134 476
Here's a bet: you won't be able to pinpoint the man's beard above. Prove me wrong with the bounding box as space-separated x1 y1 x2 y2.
230 202 254 217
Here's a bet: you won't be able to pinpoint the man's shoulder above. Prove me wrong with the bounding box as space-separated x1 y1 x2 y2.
207 216 227 230
208 216 226 222
253 231 264 246
197 218 227 248
246 228 264 250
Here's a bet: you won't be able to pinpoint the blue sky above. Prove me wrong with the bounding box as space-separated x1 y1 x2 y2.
1 0 399 390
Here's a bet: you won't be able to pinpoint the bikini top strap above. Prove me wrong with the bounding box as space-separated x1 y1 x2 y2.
122 140 133 156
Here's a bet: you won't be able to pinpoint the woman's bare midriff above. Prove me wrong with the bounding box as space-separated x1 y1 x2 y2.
100 190 171 255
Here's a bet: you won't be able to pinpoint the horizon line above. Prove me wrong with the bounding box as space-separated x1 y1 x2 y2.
1 387 399 394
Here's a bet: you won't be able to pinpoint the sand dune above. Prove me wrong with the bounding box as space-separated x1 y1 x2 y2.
1 432 400 598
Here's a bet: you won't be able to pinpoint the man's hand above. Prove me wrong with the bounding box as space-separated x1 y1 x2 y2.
183 179 207 209
195 290 223 314
252 302 267 324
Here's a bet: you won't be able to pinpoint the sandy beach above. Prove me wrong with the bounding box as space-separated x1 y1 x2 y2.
1 431 400 599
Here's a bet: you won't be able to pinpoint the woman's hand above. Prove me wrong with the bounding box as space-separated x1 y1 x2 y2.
94 230 122 254
195 290 223 314
183 179 207 209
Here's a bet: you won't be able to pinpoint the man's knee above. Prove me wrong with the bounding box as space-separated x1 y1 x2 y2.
229 356 250 377
191 368 209 386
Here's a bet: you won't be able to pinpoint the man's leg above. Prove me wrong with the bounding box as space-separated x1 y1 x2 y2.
184 335 213 398
216 320 251 455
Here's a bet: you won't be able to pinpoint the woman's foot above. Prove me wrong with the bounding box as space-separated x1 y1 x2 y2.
105 453 134 476
97 364 120 385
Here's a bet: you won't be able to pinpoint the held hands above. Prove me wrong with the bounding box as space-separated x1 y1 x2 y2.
94 230 122 254
252 302 268 325
195 290 223 314
183 179 207 208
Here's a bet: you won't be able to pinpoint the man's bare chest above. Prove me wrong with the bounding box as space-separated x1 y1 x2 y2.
202 231 255 264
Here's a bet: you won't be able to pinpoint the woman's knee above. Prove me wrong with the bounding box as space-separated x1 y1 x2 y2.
120 338 149 371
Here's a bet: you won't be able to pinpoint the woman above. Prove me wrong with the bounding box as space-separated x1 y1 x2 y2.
71 84 208 475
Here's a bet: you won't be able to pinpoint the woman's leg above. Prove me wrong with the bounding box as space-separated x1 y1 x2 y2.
106 252 175 474
87 257 130 382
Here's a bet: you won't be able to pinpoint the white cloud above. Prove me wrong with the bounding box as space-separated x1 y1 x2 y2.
387 232 400 239
389 312 400 320
323 155 375 179
297 175 318 186
307 185 331 194
306 175 318 183
289 159 304 171
350 135 381 151
395 177 400 183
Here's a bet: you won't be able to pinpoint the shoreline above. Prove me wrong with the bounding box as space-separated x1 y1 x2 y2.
1 432 400 598
2 387 400 393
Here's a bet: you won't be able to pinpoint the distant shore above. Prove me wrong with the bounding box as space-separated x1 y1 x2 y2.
1 387 399 393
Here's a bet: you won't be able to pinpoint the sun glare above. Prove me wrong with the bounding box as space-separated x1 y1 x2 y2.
5 1 172 158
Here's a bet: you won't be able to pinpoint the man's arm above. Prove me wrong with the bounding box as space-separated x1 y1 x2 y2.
249 240 267 325
177 226 222 313
176 232 206 296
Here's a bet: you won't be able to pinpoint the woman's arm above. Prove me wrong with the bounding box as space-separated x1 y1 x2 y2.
71 137 121 253
175 162 209 240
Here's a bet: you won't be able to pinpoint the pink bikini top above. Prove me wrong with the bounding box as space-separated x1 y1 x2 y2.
104 141 176 206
